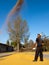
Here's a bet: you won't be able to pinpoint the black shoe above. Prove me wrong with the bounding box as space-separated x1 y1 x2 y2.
33 60 37 62
40 60 43 61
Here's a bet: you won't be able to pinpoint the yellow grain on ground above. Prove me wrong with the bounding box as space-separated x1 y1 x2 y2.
0 52 49 65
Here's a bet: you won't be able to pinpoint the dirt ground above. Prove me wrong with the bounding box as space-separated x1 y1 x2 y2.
0 52 49 65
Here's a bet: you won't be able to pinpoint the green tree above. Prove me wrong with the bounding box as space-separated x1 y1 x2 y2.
41 33 49 51
6 40 9 45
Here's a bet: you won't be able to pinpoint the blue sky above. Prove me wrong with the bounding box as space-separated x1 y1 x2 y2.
0 0 49 43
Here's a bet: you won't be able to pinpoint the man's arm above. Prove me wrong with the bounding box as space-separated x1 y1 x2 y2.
32 38 37 48
32 43 37 48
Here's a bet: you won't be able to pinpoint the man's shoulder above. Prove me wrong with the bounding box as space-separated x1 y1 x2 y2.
36 38 38 41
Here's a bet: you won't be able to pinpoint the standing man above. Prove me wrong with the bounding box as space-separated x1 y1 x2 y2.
33 34 44 61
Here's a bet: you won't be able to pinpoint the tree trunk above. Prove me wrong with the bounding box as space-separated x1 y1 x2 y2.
17 43 20 52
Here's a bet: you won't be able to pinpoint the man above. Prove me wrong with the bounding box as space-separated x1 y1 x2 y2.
33 34 44 61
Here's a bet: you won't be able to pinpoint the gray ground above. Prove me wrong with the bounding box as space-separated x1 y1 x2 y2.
43 54 49 59
0 52 15 58
32 53 49 59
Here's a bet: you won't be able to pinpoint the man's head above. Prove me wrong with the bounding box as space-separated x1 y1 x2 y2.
37 34 42 38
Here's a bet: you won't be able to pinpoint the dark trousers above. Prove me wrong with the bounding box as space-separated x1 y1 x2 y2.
34 46 43 61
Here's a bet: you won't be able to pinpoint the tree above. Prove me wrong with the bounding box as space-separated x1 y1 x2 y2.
6 40 10 45
24 40 34 51
7 16 29 52
41 33 49 51
28 40 34 49
11 42 17 47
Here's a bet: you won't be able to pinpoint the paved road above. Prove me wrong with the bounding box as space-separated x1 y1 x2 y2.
32 53 49 59
43 54 49 59
0 52 15 58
